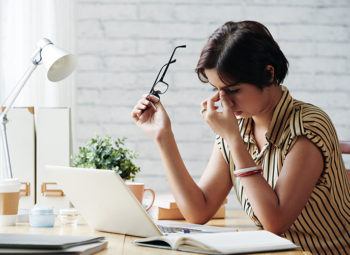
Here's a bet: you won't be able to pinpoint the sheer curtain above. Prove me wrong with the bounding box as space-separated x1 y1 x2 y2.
0 0 75 108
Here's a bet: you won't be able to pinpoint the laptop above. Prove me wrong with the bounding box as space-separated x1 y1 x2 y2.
45 165 234 237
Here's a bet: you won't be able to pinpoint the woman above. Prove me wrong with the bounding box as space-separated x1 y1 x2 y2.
131 21 350 254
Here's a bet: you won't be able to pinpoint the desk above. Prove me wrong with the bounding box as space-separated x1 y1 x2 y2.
0 210 311 255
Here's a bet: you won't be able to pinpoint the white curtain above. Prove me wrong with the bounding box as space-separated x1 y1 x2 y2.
0 0 75 108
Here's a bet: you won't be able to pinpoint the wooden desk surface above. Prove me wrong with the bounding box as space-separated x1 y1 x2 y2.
0 210 311 255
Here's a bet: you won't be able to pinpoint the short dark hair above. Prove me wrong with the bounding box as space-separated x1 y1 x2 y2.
195 21 289 89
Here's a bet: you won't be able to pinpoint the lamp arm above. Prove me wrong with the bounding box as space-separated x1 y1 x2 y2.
1 50 41 116
0 38 73 179
0 49 41 179
1 117 13 178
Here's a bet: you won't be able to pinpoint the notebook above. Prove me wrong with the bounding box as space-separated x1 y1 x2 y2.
134 230 298 254
0 234 107 254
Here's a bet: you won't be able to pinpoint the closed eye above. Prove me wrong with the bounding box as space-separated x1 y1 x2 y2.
224 87 240 94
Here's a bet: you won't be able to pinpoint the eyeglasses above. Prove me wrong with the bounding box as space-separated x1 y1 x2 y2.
148 45 186 98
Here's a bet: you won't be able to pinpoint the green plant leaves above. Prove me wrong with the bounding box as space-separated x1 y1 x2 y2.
71 136 140 181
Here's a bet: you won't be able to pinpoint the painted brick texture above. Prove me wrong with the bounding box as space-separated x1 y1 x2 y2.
75 0 350 205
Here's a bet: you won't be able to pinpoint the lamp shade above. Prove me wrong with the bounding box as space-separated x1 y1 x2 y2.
40 41 77 82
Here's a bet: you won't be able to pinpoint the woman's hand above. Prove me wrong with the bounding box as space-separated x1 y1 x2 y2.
201 90 240 141
131 94 172 140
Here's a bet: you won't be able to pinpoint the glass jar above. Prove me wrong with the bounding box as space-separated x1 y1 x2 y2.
29 205 55 227
58 208 79 226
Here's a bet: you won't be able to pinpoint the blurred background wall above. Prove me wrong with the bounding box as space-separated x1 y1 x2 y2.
1 0 350 208
75 0 350 202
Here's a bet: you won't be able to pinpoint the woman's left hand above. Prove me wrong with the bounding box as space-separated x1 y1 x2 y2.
201 90 241 141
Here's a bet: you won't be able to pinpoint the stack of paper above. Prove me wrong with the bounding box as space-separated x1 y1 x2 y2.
0 233 108 254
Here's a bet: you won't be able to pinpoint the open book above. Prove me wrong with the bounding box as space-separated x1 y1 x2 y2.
134 230 298 254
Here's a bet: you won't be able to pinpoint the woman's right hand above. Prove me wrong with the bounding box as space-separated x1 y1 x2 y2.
131 94 172 140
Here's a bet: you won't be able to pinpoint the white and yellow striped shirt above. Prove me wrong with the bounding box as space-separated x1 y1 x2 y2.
217 86 350 254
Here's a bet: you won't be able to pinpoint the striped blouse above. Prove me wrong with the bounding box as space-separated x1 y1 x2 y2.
217 86 350 254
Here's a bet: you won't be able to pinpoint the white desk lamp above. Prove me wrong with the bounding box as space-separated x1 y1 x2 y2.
0 38 77 179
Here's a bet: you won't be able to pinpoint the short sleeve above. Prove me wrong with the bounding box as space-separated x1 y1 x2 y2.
285 105 335 186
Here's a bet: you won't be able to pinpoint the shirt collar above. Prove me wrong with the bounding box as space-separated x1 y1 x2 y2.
240 86 294 147
265 86 294 147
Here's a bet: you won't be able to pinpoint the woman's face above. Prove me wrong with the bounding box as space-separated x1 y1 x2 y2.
204 69 273 118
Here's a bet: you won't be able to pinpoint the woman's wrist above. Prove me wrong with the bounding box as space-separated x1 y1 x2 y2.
226 136 256 170
224 133 244 148
154 128 174 144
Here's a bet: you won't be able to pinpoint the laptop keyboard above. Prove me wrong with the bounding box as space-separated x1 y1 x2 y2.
157 225 203 234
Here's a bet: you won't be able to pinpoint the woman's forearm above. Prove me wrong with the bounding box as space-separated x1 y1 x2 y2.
155 130 209 222
226 138 282 232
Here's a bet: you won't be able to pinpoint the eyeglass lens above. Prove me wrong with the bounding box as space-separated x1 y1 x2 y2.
149 45 186 98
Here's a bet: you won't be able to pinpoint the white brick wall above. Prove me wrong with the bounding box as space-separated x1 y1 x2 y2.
75 0 350 207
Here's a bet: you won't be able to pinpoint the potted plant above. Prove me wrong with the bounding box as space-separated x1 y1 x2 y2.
71 136 155 210
72 135 140 181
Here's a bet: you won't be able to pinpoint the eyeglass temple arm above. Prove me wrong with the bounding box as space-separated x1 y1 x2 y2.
149 60 176 94
159 45 186 81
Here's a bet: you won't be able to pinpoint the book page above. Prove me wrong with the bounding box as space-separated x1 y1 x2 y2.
134 235 180 250
135 231 298 254
178 231 297 254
